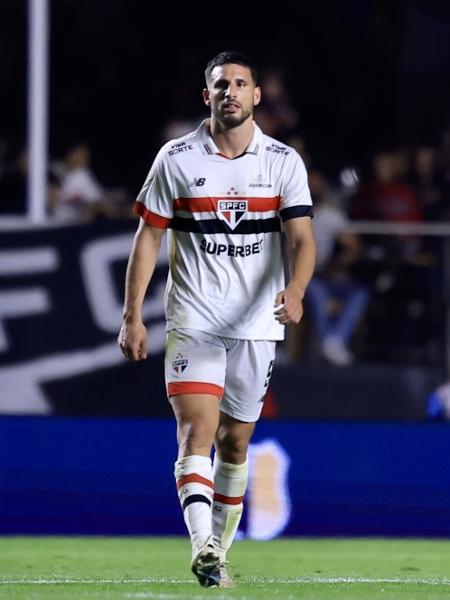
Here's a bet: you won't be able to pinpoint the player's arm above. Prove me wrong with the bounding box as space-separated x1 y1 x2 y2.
274 216 316 325
118 219 165 360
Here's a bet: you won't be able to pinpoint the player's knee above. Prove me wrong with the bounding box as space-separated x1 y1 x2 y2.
178 421 215 453
216 432 248 464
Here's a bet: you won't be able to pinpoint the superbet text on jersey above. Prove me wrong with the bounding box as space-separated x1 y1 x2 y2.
134 120 312 341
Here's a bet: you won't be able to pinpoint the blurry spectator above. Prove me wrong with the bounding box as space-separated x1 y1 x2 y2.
349 149 440 364
350 149 424 262
51 142 127 222
351 150 422 223
255 69 299 140
412 146 446 221
307 171 369 366
52 143 103 218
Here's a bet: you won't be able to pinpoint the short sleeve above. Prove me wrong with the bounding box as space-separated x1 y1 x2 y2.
279 151 313 222
133 147 174 228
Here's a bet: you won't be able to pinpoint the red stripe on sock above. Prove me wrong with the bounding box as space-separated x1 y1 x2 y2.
176 473 214 491
213 493 244 505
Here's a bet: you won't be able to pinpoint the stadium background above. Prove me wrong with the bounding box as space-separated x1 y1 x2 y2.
1 0 450 539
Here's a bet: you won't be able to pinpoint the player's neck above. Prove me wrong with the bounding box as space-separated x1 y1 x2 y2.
209 117 254 159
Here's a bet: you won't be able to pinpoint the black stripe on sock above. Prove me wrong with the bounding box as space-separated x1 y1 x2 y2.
182 494 212 510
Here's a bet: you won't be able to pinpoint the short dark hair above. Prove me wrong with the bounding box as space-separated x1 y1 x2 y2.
205 51 258 85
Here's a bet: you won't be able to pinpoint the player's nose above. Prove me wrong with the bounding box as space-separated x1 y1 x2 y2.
224 84 237 97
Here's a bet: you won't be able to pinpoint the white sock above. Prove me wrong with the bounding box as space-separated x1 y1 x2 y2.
212 455 248 560
174 455 214 554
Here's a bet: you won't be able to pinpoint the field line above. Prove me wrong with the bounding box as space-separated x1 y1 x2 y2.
258 576 450 585
1 576 450 586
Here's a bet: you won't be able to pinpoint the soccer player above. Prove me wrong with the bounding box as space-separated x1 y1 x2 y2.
118 51 316 587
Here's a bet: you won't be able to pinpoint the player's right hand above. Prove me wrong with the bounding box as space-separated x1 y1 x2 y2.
117 320 148 361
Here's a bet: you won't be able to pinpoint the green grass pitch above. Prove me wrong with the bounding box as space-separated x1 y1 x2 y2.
1 537 450 599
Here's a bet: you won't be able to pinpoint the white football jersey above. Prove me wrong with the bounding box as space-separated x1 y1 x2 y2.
134 120 312 340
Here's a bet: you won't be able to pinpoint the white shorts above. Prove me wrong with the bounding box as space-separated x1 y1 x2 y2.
165 328 276 423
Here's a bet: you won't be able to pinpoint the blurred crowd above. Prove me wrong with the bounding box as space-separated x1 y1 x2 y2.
0 139 131 223
1 66 449 375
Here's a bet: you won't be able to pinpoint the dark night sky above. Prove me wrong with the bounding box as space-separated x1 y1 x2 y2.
2 0 450 192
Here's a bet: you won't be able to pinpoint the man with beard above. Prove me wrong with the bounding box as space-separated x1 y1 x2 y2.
118 51 316 587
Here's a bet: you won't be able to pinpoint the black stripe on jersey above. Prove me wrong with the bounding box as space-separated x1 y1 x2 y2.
182 494 212 510
280 206 313 222
171 217 281 234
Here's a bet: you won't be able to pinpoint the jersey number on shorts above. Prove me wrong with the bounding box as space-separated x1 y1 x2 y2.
260 359 274 402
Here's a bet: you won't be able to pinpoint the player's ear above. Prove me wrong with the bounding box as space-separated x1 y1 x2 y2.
203 88 211 107
253 86 261 107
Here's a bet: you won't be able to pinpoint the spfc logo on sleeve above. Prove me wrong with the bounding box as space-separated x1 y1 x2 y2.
172 353 189 375
217 200 248 230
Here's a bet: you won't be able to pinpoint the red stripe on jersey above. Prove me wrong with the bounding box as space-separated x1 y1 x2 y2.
173 196 281 213
213 493 245 505
168 381 224 398
177 473 214 491
173 197 216 212
133 201 172 228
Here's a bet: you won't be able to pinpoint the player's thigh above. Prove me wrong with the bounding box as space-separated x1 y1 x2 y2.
170 393 221 454
165 328 227 398
221 339 276 423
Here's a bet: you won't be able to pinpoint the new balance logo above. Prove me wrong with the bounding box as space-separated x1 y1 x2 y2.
188 177 206 187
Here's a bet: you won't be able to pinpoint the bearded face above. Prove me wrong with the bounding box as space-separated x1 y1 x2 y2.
204 64 261 129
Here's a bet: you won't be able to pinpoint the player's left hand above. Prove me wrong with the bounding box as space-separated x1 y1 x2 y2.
274 284 304 325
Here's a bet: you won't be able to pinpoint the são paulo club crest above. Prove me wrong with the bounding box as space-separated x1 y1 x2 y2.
217 199 248 230
172 353 189 375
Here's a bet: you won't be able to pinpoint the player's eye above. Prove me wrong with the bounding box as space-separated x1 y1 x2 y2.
214 80 228 90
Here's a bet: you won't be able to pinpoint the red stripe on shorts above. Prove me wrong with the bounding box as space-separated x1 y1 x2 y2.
168 381 224 398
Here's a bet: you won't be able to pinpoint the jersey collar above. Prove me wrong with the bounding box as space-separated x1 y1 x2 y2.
197 119 263 156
